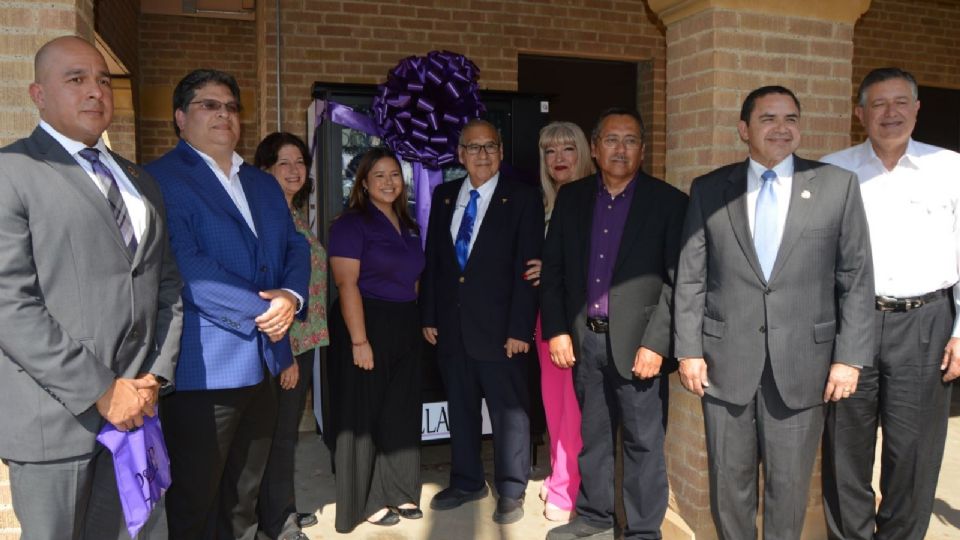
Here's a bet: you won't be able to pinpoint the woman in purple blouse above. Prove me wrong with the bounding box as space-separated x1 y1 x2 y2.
328 147 425 532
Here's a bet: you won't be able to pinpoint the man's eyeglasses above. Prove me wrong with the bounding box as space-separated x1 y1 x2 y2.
460 142 501 155
189 99 243 115
600 136 641 149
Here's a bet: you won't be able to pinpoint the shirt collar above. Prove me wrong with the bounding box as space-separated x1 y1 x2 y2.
748 154 794 181
596 171 640 199
39 120 110 158
186 141 243 179
858 139 921 171
464 172 500 199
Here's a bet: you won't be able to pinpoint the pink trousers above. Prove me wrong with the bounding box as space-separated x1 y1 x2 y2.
536 315 582 511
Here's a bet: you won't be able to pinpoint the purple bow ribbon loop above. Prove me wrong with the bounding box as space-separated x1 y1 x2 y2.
317 50 485 245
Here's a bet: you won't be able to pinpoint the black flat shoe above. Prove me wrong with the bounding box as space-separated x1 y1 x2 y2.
396 506 423 519
296 512 318 528
430 485 489 510
493 495 524 525
367 509 400 526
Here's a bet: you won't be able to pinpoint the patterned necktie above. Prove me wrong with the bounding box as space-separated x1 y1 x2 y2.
78 148 138 255
754 169 778 280
454 189 480 270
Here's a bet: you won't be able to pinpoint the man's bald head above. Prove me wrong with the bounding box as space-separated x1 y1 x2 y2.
34 36 100 83
29 35 113 146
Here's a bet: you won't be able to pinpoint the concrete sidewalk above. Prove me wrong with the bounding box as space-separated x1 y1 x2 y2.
292 394 960 540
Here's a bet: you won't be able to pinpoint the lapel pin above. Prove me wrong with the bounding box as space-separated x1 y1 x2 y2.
126 165 139 178
501 198 508 203
444 198 451 205
801 190 811 199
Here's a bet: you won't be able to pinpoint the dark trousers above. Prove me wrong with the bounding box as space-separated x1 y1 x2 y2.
161 374 278 540
702 361 825 540
5 445 160 540
823 295 953 540
574 330 668 540
332 298 422 533
257 350 316 539
438 334 531 500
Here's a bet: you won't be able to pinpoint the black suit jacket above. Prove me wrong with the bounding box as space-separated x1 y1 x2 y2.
420 175 544 361
541 172 687 380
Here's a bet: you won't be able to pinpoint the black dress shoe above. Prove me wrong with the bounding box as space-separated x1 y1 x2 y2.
492 495 524 524
396 506 424 519
430 485 489 510
545 517 615 540
367 509 400 526
281 533 310 540
296 512 318 528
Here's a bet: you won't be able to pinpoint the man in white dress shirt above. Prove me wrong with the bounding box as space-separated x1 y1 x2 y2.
820 67 960 540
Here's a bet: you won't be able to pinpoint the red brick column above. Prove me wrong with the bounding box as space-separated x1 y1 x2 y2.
648 1 870 538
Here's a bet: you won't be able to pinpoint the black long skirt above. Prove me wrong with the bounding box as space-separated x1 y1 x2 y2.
330 297 422 533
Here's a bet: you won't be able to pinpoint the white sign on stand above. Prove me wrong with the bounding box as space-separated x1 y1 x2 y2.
421 399 492 441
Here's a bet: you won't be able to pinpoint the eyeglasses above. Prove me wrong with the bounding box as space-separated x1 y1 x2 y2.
460 142 501 155
189 99 243 115
600 136 641 149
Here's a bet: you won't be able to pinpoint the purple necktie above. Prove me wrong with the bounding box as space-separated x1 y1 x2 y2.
78 148 138 254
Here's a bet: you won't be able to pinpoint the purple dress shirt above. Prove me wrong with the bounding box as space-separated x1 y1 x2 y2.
328 206 425 302
586 174 637 318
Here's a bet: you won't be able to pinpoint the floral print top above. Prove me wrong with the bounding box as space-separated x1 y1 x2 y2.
289 206 329 354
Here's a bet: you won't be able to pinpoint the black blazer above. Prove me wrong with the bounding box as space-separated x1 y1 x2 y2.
420 175 544 362
541 172 687 380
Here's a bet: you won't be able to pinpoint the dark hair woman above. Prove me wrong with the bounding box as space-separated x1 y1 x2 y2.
254 132 329 537
328 147 424 532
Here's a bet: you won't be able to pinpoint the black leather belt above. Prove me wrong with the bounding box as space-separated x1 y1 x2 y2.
875 289 948 312
586 317 609 333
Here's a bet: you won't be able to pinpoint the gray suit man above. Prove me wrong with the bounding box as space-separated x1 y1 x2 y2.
674 86 875 540
0 36 183 540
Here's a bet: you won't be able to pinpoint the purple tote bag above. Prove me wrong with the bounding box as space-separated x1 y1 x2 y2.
96 414 172 538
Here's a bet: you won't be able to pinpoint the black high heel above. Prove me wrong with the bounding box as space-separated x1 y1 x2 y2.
397 506 424 519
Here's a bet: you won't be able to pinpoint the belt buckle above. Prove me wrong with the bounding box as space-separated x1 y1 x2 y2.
875 295 898 312
587 318 609 333
876 295 920 313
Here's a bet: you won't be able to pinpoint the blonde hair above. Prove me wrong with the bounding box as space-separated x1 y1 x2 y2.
538 122 595 215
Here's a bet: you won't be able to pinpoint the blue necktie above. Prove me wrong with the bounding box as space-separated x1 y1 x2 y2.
455 189 480 270
78 148 138 255
754 169 778 280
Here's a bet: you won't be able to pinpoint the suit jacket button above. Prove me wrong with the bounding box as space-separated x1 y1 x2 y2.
132 268 141 277
764 288 771 295
759 325 766 333
260 265 268 272
458 276 465 283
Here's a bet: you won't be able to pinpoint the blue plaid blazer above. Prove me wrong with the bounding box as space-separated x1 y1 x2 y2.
146 141 310 391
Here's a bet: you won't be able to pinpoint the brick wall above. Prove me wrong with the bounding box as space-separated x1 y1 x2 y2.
849 0 960 145
138 14 259 163
0 0 94 146
255 0 669 178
